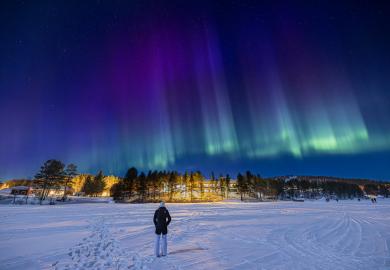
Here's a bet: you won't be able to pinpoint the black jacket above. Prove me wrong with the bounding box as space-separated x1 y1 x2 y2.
153 207 171 235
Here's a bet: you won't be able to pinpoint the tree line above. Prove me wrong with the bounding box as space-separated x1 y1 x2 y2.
111 168 389 202
3 160 388 204
33 159 106 204
281 178 364 199
110 168 231 202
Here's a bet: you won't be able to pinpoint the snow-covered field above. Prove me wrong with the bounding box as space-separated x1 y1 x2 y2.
1 200 389 270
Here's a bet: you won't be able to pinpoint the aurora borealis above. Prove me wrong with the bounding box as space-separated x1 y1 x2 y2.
1 1 390 180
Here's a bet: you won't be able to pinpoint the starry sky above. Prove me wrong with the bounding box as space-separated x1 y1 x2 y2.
1 1 390 180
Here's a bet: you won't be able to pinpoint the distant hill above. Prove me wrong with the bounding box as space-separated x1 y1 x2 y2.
267 175 390 185
0 179 33 189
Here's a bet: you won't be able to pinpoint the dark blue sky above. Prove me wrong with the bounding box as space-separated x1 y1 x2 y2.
0 1 390 180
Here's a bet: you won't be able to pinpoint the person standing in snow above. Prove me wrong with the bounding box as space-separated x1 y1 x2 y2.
154 201 171 257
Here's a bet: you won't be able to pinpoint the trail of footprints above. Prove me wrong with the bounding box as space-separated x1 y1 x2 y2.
53 218 136 270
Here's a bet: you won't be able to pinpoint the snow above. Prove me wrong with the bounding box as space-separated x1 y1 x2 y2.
8 186 30 191
1 200 390 270
0 188 12 195
0 195 114 205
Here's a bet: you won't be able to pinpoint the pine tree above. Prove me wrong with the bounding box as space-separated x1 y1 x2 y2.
182 172 189 199
246 171 254 197
111 181 125 201
225 174 231 199
93 171 106 196
236 173 245 201
82 175 94 196
137 172 147 201
150 171 159 200
123 167 138 198
219 175 225 198
63 163 78 201
199 176 204 199
34 159 66 204
189 172 195 202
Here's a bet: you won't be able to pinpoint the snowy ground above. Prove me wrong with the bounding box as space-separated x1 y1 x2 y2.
0 200 389 270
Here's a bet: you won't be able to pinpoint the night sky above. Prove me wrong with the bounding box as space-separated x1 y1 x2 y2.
1 1 390 180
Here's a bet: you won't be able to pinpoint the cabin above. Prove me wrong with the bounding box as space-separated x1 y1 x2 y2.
10 186 32 196
48 186 75 196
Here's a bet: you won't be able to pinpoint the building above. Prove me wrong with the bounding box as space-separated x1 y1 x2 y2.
10 186 32 196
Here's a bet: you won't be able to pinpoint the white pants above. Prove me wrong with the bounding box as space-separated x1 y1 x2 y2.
155 234 167 257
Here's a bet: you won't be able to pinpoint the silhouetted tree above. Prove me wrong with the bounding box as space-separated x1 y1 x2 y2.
93 170 106 196
123 167 138 198
199 175 204 199
219 175 225 198
189 172 195 201
225 174 231 199
34 159 65 204
236 173 246 201
82 175 94 196
111 181 125 201
245 171 255 197
182 172 189 198
150 171 159 200
63 163 78 201
137 172 147 201
81 171 105 197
